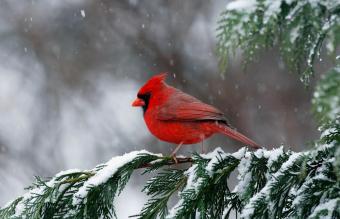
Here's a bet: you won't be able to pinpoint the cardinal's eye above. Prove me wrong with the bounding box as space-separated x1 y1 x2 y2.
137 92 151 113
137 92 151 101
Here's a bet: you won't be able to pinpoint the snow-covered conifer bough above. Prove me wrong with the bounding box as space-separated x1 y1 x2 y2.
0 129 339 218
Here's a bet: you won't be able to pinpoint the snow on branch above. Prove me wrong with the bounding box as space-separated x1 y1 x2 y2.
72 150 157 206
1 133 339 219
0 151 191 219
217 0 340 84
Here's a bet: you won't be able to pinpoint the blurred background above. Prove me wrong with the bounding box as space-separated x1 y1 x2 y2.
0 0 326 217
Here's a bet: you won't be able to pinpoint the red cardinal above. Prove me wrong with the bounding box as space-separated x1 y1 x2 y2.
132 73 260 155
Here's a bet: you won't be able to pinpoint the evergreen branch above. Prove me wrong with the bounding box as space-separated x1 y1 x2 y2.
0 152 193 219
167 148 243 218
138 157 193 170
1 141 339 219
133 169 187 219
0 116 339 219
0 197 23 218
312 65 340 125
217 0 340 84
308 198 340 219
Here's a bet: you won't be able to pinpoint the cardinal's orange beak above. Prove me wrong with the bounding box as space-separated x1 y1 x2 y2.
132 98 145 107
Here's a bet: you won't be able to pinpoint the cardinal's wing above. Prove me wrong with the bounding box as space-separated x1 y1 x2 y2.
156 89 229 124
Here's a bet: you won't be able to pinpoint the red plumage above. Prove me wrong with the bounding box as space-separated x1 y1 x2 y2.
132 73 260 151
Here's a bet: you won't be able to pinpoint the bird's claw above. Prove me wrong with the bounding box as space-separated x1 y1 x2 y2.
171 153 178 164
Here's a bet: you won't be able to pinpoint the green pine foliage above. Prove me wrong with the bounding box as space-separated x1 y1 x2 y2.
217 0 340 84
0 152 162 219
1 0 339 218
312 66 340 125
137 169 186 218
1 133 338 218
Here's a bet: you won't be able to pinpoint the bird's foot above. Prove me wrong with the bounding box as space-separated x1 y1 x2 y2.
200 141 206 154
170 153 178 164
170 142 183 164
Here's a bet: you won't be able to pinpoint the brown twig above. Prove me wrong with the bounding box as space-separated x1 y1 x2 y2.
137 157 193 169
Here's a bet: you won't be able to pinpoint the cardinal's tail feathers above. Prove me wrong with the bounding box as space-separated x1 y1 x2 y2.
213 123 261 149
